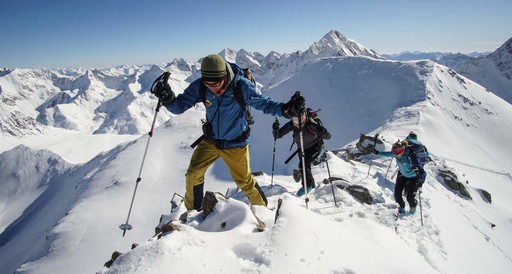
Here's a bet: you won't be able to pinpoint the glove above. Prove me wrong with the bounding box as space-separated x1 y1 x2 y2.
272 119 280 137
282 91 305 118
151 72 175 105
417 179 424 187
370 148 379 154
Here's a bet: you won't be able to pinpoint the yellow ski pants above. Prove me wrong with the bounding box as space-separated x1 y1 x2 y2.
184 139 266 210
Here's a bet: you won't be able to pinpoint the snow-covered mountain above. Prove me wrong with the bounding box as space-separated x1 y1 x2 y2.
0 30 382 139
1 30 512 274
453 38 512 104
0 145 72 232
384 51 489 62
384 38 512 105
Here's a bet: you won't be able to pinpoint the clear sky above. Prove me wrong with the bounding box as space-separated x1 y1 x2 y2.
1 0 511 68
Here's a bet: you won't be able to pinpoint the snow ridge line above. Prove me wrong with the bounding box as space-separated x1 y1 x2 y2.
442 157 511 178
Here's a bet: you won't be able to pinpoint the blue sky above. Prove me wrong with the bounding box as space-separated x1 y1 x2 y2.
1 0 511 68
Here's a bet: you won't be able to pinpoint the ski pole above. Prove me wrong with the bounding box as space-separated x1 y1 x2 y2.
384 159 393 180
120 72 170 236
295 92 309 209
271 117 279 186
323 148 338 207
366 133 379 178
317 118 337 207
120 99 162 236
419 187 424 226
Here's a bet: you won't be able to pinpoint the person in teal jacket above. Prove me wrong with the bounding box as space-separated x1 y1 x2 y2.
372 140 426 214
152 54 305 211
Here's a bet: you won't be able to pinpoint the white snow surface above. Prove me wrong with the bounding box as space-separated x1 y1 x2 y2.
1 35 512 274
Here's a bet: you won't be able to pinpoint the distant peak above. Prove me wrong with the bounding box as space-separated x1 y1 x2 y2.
325 29 345 39
307 30 385 60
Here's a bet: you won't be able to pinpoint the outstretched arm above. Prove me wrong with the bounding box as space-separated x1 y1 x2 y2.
273 121 293 139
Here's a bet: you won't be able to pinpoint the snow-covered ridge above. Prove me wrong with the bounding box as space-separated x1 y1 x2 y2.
0 30 385 137
1 52 512 273
385 38 512 105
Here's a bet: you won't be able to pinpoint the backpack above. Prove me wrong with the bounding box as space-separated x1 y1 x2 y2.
407 140 428 165
199 77 254 125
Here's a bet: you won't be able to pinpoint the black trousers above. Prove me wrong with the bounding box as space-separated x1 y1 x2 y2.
298 144 322 188
394 172 419 208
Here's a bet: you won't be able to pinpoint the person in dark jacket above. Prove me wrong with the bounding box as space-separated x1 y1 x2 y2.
372 140 426 214
273 109 331 196
152 54 305 211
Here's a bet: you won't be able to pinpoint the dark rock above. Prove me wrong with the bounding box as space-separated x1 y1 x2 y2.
480 189 492 204
439 168 472 199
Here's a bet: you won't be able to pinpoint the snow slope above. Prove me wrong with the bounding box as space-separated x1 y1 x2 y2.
1 56 512 273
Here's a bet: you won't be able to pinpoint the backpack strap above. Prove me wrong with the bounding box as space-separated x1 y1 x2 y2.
199 81 207 105
234 81 254 125
233 82 246 109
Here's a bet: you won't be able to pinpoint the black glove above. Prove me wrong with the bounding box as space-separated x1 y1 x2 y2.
272 118 280 137
282 91 305 118
417 179 424 187
151 72 175 105
371 148 379 154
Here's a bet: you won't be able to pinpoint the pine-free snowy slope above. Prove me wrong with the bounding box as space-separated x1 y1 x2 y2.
1 56 512 273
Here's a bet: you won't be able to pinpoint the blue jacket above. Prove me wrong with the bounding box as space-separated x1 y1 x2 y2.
166 63 285 148
379 149 426 181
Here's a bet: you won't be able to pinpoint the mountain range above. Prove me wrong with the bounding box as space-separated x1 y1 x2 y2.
1 30 512 273
1 30 510 140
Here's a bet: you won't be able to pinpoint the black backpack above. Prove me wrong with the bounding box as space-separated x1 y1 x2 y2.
199 76 254 125
408 140 428 165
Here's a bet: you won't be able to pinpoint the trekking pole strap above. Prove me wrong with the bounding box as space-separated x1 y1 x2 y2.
190 135 205 148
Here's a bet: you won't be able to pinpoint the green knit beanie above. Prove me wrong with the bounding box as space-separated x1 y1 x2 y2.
201 54 227 81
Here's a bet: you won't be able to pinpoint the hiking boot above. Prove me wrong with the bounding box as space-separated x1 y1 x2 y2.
398 207 406 214
409 207 417 215
296 186 314 196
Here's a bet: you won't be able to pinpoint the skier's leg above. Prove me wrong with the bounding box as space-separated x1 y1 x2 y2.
221 145 267 206
405 178 419 208
303 146 318 188
394 173 407 209
185 140 219 210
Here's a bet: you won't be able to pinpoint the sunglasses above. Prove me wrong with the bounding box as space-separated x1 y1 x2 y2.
392 147 405 157
203 80 223 88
